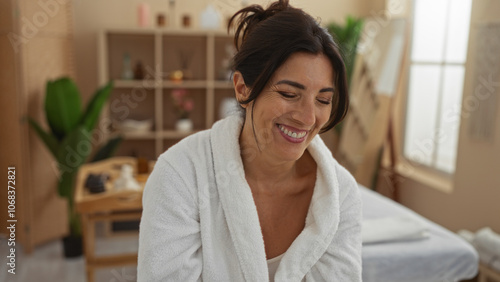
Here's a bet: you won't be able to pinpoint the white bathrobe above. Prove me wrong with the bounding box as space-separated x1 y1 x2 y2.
137 114 362 282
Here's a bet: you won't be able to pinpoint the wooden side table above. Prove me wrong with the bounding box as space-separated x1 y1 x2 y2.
75 157 152 282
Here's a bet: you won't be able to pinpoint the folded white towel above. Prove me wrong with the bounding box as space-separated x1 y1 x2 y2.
473 227 500 258
457 229 476 243
477 245 500 272
457 228 500 272
362 216 428 244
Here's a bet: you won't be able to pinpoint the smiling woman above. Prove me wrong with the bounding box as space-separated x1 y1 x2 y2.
235 52 335 163
137 0 361 281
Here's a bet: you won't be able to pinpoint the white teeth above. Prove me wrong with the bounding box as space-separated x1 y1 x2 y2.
279 125 306 139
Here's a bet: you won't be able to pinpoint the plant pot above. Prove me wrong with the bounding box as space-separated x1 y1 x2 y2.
175 118 193 132
62 235 83 258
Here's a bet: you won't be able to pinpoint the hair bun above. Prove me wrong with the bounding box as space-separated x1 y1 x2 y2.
228 0 290 50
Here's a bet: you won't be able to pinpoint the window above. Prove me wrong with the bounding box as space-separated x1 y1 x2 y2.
404 0 472 174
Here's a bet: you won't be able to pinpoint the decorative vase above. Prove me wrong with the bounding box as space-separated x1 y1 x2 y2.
200 4 221 30
175 118 193 132
62 235 83 258
121 53 134 80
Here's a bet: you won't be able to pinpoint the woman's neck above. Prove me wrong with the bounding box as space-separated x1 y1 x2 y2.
239 124 314 195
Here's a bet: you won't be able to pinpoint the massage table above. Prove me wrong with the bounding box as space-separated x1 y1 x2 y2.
360 185 479 282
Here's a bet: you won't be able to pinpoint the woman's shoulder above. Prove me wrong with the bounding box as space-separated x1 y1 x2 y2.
309 135 360 200
156 115 242 171
158 129 212 167
309 136 353 180
333 159 357 186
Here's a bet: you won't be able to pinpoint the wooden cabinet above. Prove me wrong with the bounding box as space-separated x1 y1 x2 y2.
98 29 236 159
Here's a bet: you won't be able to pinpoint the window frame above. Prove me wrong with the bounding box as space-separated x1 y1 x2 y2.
401 0 472 177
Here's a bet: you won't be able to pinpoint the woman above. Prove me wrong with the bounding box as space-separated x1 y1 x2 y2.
137 1 362 281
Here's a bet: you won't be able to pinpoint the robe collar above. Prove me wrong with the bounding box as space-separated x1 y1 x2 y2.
211 115 341 281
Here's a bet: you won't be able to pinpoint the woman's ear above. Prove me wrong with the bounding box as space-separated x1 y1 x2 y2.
233 71 249 108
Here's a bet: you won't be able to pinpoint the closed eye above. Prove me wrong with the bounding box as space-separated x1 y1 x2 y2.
317 99 331 105
277 91 296 98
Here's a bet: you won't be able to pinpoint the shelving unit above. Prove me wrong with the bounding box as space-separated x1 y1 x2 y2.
98 28 236 159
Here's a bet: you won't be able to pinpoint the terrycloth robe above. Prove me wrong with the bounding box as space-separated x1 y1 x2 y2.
137 114 362 281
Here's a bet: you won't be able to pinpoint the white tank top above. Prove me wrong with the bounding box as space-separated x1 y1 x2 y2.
267 253 285 282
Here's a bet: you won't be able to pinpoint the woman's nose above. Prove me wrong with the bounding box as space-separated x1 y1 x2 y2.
291 97 315 127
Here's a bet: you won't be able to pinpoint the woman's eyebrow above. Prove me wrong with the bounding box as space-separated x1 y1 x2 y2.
276 79 305 90
276 79 334 93
319 87 335 93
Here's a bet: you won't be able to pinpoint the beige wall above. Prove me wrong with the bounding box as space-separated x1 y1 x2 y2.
383 0 500 233
72 0 382 100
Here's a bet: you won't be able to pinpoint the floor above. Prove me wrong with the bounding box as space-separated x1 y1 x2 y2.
0 230 139 282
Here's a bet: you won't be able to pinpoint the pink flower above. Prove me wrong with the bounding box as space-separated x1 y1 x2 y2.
183 99 194 112
172 89 187 102
171 88 194 119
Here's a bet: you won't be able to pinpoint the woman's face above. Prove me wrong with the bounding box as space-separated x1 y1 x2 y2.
240 52 334 163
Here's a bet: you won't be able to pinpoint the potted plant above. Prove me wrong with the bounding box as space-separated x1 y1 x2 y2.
327 15 364 88
327 16 364 137
28 77 122 257
171 88 194 132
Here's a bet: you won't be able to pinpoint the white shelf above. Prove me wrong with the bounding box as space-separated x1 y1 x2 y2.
122 131 156 140
162 130 200 139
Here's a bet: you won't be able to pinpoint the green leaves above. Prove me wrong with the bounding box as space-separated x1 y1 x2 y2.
27 118 59 158
27 76 117 237
45 77 82 141
56 126 92 171
327 16 364 87
81 81 113 132
30 77 115 169
28 77 117 193
327 16 363 136
43 78 112 141
328 16 363 47
91 135 123 163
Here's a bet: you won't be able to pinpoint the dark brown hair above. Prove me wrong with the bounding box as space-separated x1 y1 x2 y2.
228 0 349 133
